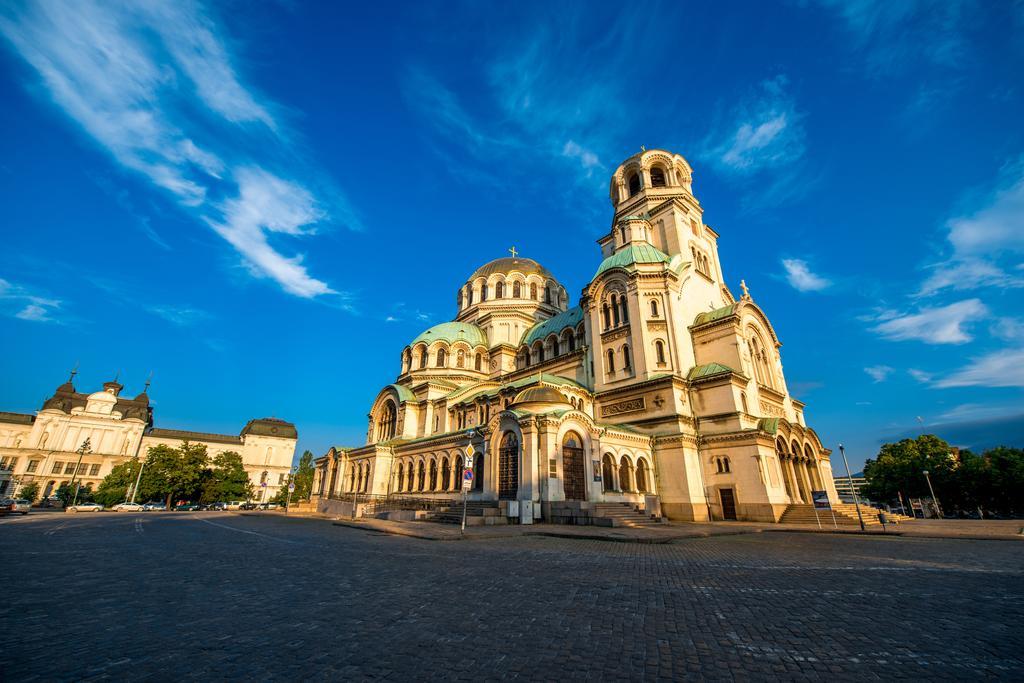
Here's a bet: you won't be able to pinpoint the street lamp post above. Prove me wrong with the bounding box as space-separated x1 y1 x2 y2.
838 444 865 531
128 453 148 505
68 438 92 507
922 470 942 518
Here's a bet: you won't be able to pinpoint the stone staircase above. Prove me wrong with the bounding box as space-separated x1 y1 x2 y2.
780 502 913 527
591 502 664 528
423 501 508 526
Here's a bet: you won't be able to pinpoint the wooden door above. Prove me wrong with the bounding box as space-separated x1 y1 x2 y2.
720 488 737 520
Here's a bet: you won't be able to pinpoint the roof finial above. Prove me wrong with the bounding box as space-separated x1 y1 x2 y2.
144 371 153 393
740 279 751 300
640 145 646 152
508 246 518 259
68 361 79 383
113 369 120 383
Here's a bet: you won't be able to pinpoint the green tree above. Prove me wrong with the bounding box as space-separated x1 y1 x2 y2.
271 450 315 505
93 460 139 507
984 446 1024 515
18 481 40 502
862 434 958 508
55 481 93 506
202 451 253 502
143 442 209 507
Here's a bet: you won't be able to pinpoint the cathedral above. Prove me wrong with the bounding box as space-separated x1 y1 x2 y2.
313 149 840 522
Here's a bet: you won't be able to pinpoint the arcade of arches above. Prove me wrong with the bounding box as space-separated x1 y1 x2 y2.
312 148 841 523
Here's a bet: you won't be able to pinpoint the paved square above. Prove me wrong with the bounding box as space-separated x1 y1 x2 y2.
1 512 1022 680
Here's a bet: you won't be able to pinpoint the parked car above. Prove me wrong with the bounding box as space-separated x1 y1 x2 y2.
142 502 167 511
207 501 227 511
174 502 202 511
239 502 258 510
224 501 245 510
1 498 31 515
258 502 279 510
113 502 145 512
66 502 104 513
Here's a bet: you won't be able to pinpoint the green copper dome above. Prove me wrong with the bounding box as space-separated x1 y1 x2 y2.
593 242 670 279
410 321 487 347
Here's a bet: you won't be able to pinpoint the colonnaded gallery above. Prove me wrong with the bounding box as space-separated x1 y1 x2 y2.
0 375 297 502
313 148 841 523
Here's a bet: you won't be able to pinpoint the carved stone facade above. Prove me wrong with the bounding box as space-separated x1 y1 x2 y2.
313 149 840 523
0 377 296 502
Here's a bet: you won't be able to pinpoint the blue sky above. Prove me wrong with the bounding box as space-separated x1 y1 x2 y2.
1 1 1022 472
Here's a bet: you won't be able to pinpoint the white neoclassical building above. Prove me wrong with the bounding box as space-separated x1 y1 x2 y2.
312 148 842 523
0 375 297 502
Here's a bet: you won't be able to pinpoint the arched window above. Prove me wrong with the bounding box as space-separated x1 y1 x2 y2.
456 349 465 368
396 463 405 492
377 400 397 441
606 348 615 374
454 455 463 490
457 290 463 308
749 332 774 388
436 348 447 367
419 348 428 369
530 283 538 300
741 392 748 413
523 348 531 367
650 299 659 317
534 342 544 363
498 432 519 500
716 458 723 473
622 344 632 371
496 282 504 298
655 340 666 365
602 303 611 329
545 286 552 304
513 281 522 298
474 353 482 371
565 332 575 353
417 461 425 491
636 458 650 493
628 173 641 196
620 297 628 324
468 289 474 305
723 457 731 473
429 460 438 490
619 456 633 492
619 225 626 243
601 453 616 492
481 284 488 301
650 166 666 187
611 294 620 326
473 452 484 491
562 431 586 500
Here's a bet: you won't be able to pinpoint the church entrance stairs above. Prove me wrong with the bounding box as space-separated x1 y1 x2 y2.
423 501 507 526
779 503 914 526
591 502 664 528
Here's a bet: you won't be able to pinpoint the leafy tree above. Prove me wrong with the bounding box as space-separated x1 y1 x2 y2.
17 481 40 502
93 460 139 507
55 481 93 506
141 442 209 507
862 435 958 508
271 450 315 505
202 451 253 502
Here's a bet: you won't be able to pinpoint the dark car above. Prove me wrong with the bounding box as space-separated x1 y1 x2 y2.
207 502 227 511
240 502 258 510
174 502 201 511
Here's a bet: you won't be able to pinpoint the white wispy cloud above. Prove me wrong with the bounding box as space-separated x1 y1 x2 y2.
146 304 211 326
934 348 1024 388
0 0 354 299
0 277 62 323
907 369 933 383
811 0 969 74
864 365 893 382
702 76 806 176
870 298 988 344
781 258 831 292
918 163 1024 297
562 141 601 173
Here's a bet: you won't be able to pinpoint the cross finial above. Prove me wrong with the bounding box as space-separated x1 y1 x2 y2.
640 145 646 152
740 279 750 299
144 370 153 392
508 246 518 259
68 361 79 383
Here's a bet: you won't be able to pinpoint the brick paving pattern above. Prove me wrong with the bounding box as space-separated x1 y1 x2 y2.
1 512 1022 680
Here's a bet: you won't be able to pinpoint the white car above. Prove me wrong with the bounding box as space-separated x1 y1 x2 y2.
66 502 104 513
113 502 145 512
224 501 245 510
142 502 167 511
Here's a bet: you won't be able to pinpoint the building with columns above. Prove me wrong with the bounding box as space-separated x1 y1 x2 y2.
0 375 297 502
313 148 840 522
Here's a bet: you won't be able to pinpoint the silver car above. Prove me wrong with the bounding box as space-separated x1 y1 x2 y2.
2 498 31 515
66 502 104 513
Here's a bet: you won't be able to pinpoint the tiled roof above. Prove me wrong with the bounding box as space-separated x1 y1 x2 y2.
0 411 35 426
686 362 735 381
693 303 737 326
147 428 242 445
593 242 671 279
410 322 487 348
521 306 583 346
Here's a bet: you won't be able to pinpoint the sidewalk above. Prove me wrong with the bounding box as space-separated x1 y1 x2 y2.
251 510 1024 543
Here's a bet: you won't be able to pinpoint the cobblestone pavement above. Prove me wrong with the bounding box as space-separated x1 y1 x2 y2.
2 512 1022 681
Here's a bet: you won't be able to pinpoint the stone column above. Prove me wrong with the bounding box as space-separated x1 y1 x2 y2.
799 460 814 499
787 458 804 503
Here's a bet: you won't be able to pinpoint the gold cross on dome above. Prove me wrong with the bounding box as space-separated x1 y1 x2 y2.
740 279 750 299
508 246 518 259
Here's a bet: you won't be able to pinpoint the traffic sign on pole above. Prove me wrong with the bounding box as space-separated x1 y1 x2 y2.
288 482 295 492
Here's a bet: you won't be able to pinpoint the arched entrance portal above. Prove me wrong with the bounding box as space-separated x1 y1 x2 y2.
498 431 519 500
562 431 586 500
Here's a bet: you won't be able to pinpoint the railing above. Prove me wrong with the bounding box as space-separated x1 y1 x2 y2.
321 491 455 517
